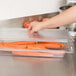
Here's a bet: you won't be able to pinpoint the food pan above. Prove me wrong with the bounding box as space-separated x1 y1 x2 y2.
0 28 74 57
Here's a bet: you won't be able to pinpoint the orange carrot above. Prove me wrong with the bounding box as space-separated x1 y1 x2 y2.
39 42 66 48
2 44 27 49
8 41 35 45
12 51 53 57
0 41 67 50
27 44 47 50
12 51 65 57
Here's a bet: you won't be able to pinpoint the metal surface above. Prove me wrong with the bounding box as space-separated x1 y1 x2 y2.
67 0 76 5
60 5 72 11
0 18 22 28
0 53 75 76
66 23 76 31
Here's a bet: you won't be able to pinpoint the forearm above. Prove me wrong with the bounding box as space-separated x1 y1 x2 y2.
43 6 76 28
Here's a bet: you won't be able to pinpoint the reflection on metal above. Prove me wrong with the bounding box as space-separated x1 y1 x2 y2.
0 53 75 76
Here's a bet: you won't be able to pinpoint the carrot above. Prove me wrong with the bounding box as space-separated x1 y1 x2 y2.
27 44 47 50
0 43 45 50
39 42 66 48
39 42 61 45
2 44 27 49
0 44 5 48
44 44 61 48
12 51 53 57
0 41 67 50
8 41 35 45
0 42 46 50
9 45 27 49
12 51 65 57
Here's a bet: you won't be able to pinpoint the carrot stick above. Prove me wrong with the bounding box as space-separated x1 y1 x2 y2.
39 42 66 48
1 44 27 49
27 44 47 50
12 51 54 57
0 41 67 50
12 51 65 57
8 41 35 45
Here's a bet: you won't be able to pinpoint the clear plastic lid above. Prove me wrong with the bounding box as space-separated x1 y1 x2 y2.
0 28 73 42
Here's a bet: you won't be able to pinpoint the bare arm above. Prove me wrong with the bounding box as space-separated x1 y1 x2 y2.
44 5 76 27
29 6 76 33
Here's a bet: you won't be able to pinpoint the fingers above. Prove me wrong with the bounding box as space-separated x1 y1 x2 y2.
28 22 44 34
28 22 39 33
28 22 36 30
30 28 37 34
28 24 32 30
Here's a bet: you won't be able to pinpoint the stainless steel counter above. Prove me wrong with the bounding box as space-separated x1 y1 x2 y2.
0 53 75 76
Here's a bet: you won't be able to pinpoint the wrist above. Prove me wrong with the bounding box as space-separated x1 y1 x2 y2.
41 21 54 29
40 22 49 29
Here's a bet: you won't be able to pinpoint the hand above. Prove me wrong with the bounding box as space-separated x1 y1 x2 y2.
28 22 47 34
